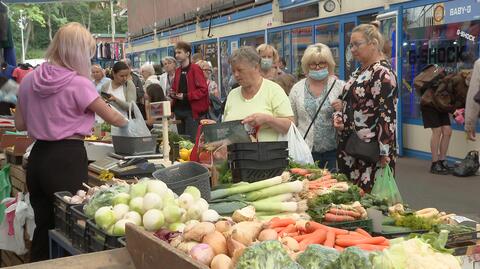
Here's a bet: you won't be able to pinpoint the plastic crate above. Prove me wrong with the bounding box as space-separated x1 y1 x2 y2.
53 191 73 238
112 135 157 156
70 204 89 252
229 158 288 183
228 148 289 161
227 141 288 152
86 220 122 252
229 158 289 169
118 237 126 247
152 162 211 201
323 219 374 233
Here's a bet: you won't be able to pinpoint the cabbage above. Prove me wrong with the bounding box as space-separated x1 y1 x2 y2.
95 206 116 230
163 205 183 223
124 211 142 226
147 180 169 196
112 219 135 236
112 193 130 206
178 193 194 209
184 186 201 201
129 197 145 215
83 185 129 218
130 180 148 198
143 193 163 211
112 204 130 221
143 209 165 231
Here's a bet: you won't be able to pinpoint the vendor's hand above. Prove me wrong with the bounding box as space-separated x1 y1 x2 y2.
108 95 117 102
466 129 476 141
242 113 273 127
331 99 343 112
379 156 391 167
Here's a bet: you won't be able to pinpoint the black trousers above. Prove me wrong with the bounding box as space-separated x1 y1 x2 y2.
174 109 200 142
26 140 87 262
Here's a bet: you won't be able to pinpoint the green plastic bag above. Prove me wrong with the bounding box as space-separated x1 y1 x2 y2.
0 165 12 225
371 165 403 206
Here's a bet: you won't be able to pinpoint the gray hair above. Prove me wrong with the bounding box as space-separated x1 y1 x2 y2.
162 56 177 65
140 63 155 77
228 46 261 68
124 58 133 68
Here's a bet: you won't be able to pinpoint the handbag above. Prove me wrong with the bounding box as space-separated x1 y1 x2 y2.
303 80 337 140
452 150 479 177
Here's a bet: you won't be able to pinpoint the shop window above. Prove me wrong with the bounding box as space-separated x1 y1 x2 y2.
343 22 356 80
292 26 313 79
268 31 283 59
220 40 231 100
315 23 340 76
284 30 292 74
147 52 158 64
240 35 265 48
401 4 480 123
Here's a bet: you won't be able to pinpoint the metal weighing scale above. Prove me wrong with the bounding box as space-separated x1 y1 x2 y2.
88 101 172 179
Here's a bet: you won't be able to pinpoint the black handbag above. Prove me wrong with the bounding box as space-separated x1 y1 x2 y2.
453 150 479 177
345 133 380 164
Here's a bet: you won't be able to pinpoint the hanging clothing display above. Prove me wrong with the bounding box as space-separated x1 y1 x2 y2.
94 42 126 61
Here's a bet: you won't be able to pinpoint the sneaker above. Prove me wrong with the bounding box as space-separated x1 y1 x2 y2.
430 161 449 175
439 160 452 171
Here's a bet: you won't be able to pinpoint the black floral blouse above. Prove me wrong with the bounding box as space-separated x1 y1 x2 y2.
337 60 398 192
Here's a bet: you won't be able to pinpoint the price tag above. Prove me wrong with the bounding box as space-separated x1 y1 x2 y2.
450 215 478 223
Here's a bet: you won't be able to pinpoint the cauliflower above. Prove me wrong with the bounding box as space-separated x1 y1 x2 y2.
236 240 301 269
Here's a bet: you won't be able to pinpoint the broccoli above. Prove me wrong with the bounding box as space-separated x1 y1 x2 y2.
296 244 339 269
236 240 301 269
337 247 373 269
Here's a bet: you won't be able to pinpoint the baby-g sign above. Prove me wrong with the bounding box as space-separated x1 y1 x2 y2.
445 0 480 24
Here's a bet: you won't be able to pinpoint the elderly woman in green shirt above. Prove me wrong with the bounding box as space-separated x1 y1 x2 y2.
223 46 294 141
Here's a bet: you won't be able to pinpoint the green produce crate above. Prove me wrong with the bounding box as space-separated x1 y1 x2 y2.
372 225 428 239
323 219 373 233
69 204 89 252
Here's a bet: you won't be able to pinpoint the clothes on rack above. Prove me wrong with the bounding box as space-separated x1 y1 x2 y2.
94 42 125 61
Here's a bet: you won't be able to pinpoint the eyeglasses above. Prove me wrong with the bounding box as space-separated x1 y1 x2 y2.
349 41 367 49
202 69 212 73
309 62 328 69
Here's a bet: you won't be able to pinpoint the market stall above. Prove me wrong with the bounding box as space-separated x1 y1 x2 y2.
1 118 479 269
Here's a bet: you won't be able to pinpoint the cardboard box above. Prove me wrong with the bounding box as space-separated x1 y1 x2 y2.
125 224 209 269
10 164 26 183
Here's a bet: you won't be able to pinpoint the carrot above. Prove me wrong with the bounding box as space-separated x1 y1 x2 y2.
304 173 313 178
379 240 390 246
293 234 312 241
274 227 285 233
335 236 387 248
328 208 361 218
355 228 372 238
278 224 296 236
305 221 349 235
269 218 295 228
299 229 327 250
324 213 356 222
356 244 389 251
285 232 299 237
290 168 310 176
323 230 336 248
336 235 366 241
334 245 344 252
348 231 367 238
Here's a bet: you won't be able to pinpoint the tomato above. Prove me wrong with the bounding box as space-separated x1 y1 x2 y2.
198 151 212 164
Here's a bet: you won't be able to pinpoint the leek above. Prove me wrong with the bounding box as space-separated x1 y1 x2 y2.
253 193 293 203
251 200 307 213
210 176 285 200
245 180 306 201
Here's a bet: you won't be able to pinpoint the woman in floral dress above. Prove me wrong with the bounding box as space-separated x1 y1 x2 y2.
332 23 398 192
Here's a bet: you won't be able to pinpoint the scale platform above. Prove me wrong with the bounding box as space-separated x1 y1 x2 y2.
88 152 165 178
108 152 163 160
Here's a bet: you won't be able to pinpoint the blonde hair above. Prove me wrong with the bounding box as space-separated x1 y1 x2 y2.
256 44 279 62
352 23 385 53
45 22 96 78
196 60 211 70
301 43 336 75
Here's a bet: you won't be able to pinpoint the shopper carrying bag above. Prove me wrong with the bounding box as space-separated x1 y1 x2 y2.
279 123 314 165
111 101 150 137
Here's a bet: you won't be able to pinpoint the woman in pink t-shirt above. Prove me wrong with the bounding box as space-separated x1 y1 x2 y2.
14 23 127 262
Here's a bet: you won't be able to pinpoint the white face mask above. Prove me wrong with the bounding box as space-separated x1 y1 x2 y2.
260 58 273 70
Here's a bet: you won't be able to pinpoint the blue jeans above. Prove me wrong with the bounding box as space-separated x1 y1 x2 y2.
312 150 337 171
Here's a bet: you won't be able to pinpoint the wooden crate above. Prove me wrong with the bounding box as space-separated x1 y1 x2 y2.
0 250 29 267
10 164 27 192
125 224 209 269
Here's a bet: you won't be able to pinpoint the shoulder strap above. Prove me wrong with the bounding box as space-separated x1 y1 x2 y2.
303 79 337 140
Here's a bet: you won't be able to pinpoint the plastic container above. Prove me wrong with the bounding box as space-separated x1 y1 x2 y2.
229 158 289 183
112 135 157 156
228 148 288 161
70 204 89 252
152 162 211 201
53 191 73 238
86 219 122 252
323 219 374 233
228 141 288 152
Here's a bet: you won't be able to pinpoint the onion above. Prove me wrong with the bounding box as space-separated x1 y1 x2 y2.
215 221 231 233
202 231 227 255
281 237 299 252
184 222 215 242
210 254 232 269
190 243 215 265
258 229 278 241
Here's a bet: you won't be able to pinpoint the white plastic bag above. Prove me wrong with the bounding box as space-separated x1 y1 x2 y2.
278 123 314 165
111 102 151 137
0 193 36 255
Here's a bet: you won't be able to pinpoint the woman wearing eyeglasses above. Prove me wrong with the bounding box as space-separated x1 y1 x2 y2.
332 23 398 193
197 60 221 121
289 43 345 170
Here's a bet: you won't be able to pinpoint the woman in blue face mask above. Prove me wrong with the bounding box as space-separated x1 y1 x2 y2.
289 43 345 170
256 44 280 80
